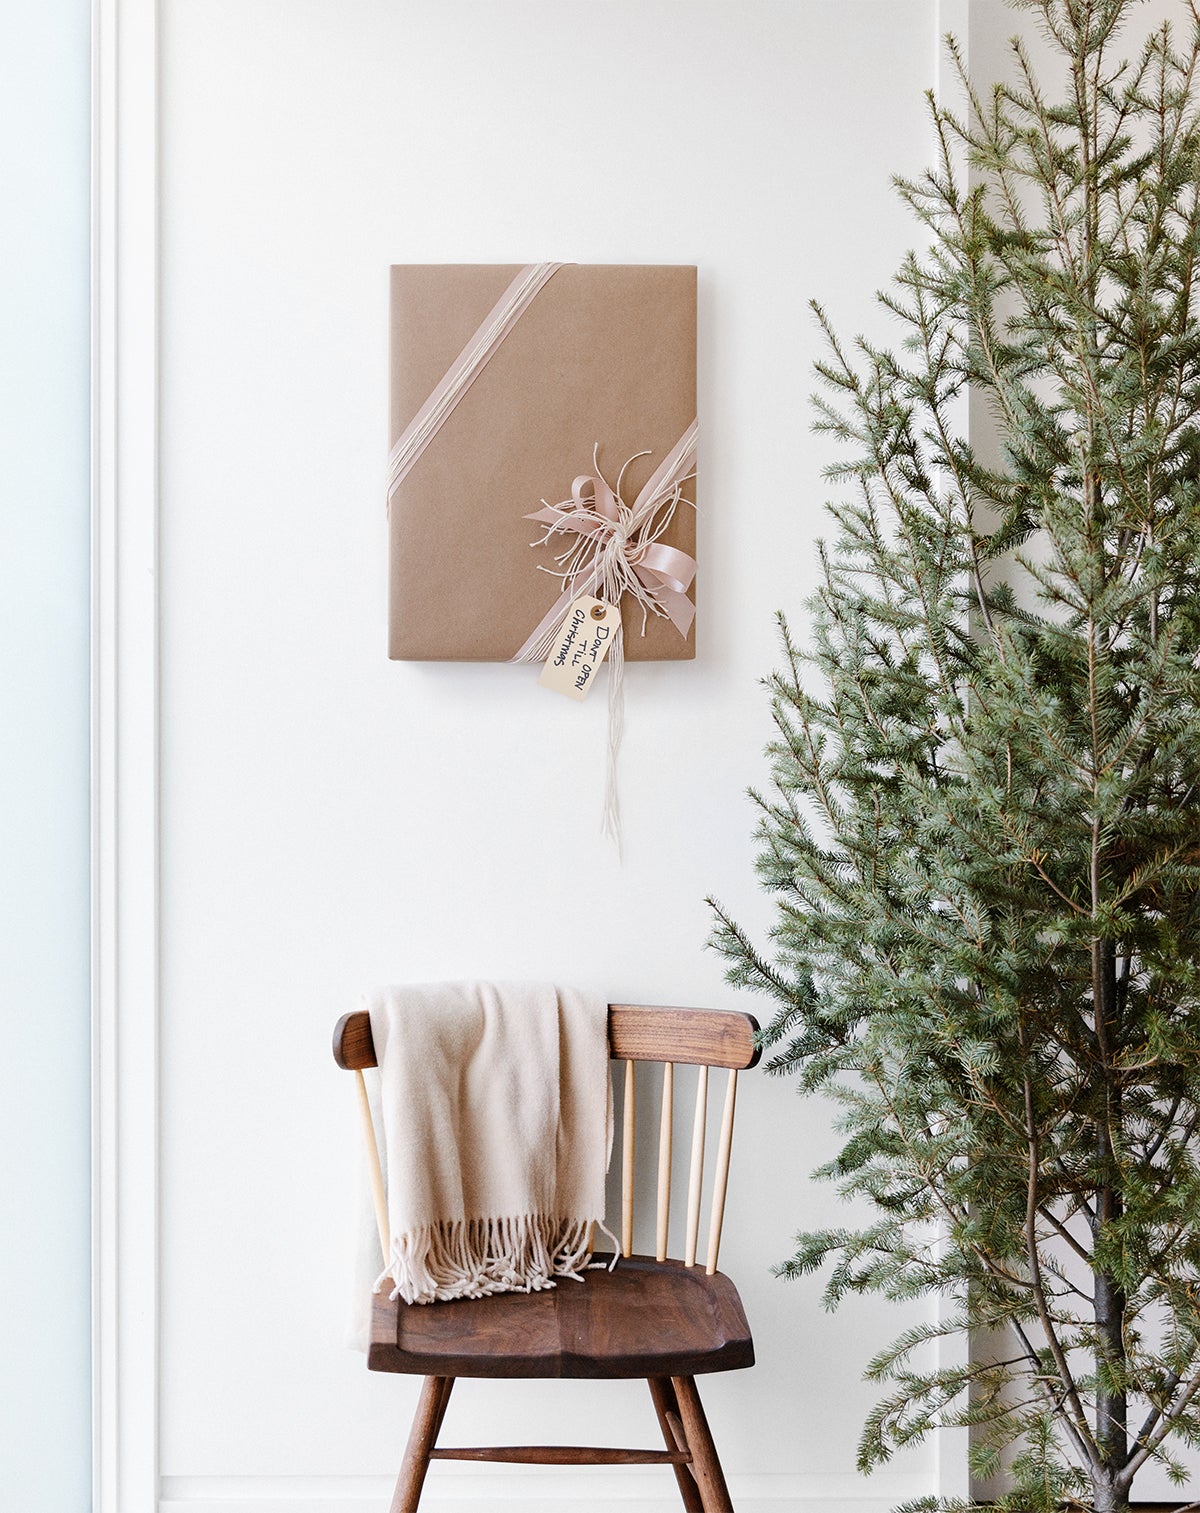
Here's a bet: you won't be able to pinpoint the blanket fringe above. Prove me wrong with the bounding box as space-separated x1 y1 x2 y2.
376 1213 598 1305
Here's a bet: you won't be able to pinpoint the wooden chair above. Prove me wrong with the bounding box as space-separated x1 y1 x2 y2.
333 1001 760 1513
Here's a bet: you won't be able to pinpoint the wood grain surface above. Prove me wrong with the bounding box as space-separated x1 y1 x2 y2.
333 1003 760 1072
367 1255 754 1381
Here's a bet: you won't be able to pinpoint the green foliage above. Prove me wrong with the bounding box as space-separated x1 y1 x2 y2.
709 3 1200 1509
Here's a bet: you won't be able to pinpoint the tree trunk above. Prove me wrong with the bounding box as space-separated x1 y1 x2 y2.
1091 1466 1130 1513
1093 941 1128 1512
1094 1254 1127 1473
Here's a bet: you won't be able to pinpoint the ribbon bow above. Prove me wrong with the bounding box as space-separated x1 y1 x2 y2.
523 443 697 644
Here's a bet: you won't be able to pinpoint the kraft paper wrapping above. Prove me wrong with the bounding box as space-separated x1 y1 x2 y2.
387 264 697 662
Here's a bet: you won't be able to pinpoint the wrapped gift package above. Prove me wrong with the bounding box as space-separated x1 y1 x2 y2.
387 263 697 662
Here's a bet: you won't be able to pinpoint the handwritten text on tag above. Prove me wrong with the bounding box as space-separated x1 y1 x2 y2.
538 596 619 701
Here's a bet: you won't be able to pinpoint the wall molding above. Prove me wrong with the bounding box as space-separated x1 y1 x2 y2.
92 0 159 1511
159 1471 932 1513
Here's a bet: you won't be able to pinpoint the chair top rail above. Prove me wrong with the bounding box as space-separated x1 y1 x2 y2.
607 1004 760 1070
333 1003 760 1073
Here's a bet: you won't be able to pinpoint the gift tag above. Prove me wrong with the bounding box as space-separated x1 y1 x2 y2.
538 596 620 701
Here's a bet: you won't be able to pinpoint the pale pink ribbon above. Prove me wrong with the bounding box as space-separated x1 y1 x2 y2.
387 262 564 506
512 420 698 663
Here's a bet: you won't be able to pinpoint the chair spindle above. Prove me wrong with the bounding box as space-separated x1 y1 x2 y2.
355 1067 390 1260
621 1059 636 1258
684 1063 708 1267
656 1063 674 1262
705 1068 738 1275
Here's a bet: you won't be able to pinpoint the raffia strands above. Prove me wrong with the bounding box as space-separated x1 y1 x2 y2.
603 624 626 850
514 428 697 850
515 432 698 666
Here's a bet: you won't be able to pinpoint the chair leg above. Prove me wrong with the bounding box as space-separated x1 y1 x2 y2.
389 1376 455 1513
429 1374 454 1441
648 1377 705 1513
671 1376 733 1513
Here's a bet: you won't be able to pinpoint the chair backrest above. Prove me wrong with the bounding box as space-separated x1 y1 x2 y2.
333 1001 760 1278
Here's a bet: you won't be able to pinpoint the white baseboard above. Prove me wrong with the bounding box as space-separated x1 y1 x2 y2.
159 1471 930 1513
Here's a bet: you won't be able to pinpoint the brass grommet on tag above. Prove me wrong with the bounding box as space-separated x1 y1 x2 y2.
591 604 606 621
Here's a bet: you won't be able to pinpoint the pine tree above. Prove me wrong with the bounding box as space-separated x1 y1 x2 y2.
708 5 1200 1511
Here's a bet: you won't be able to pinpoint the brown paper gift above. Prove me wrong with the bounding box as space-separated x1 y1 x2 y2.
387 263 697 662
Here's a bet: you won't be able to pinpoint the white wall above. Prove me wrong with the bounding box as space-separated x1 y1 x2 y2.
151 1 950 1508
152 4 943 1510
0 1 91 1509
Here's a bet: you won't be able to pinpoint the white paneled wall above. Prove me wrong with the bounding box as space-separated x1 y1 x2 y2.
143 1 970 1509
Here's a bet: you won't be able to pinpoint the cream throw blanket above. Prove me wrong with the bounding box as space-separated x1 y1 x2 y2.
367 981 611 1306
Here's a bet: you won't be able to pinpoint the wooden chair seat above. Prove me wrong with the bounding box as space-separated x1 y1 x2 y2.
368 1254 755 1381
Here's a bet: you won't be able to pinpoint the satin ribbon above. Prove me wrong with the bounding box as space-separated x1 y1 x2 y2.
513 420 698 662
526 474 697 639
